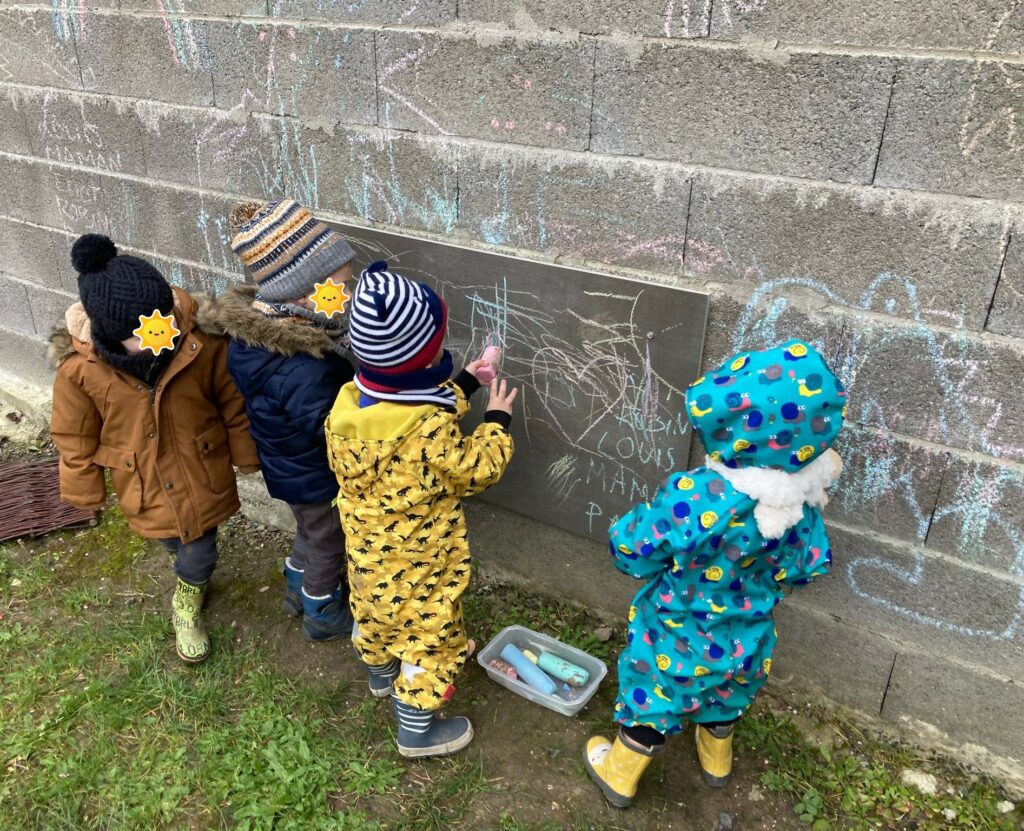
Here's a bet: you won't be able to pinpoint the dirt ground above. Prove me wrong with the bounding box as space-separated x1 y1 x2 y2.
2 433 1018 830
201 515 805 831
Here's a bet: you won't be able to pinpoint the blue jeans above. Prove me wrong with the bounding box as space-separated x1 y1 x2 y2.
158 527 219 585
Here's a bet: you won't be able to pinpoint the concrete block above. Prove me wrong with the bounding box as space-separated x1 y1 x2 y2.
592 42 894 183
103 177 241 274
457 145 692 273
987 228 1024 339
376 31 595 150
270 0 455 25
46 164 122 237
0 153 38 223
0 326 54 386
0 87 33 155
0 217 69 292
881 651 1024 765
75 13 215 106
0 10 82 90
686 173 1006 332
699 284 850 378
926 453 1024 576
305 126 460 235
137 104 291 196
150 254 243 297
25 282 75 337
827 425 947 546
710 0 1024 54
119 0 268 13
237 474 297 534
801 524 1024 682
206 21 376 127
21 88 147 177
875 58 1024 201
772 600 896 716
7 158 121 238
0 275 35 334
464 499 637 618
839 317 1024 457
458 0 711 38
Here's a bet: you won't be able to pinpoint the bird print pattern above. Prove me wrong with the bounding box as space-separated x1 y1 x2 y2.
610 341 846 735
326 381 514 709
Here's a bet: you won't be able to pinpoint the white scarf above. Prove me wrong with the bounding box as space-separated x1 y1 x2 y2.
706 449 843 540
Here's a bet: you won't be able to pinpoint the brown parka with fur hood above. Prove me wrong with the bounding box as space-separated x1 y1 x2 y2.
48 286 259 542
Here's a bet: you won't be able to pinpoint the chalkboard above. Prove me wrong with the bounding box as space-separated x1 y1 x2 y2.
334 223 709 542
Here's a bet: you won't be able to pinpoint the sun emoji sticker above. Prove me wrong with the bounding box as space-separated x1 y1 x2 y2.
133 309 181 355
309 277 351 319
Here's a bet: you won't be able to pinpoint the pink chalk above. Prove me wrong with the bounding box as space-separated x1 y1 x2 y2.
476 345 502 384
489 658 518 679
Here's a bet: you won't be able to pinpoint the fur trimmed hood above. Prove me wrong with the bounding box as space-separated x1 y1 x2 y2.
194 283 339 359
708 448 843 539
48 286 207 369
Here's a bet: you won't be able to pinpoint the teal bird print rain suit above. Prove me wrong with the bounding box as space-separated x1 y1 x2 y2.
611 340 846 735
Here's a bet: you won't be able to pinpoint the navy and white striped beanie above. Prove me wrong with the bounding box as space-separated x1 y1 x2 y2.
348 261 448 377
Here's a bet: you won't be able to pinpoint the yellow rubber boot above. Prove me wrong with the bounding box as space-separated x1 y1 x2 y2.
583 728 659 808
172 578 210 664
695 723 734 788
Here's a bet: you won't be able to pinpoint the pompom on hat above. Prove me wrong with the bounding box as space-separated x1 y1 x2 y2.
229 198 355 303
70 233 174 344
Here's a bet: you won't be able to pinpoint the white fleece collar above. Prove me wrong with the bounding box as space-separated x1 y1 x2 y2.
706 449 843 540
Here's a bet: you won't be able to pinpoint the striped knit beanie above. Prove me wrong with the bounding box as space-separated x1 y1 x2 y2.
228 199 355 303
349 261 448 375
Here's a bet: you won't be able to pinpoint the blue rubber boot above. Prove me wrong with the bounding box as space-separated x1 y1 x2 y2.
300 586 353 642
365 658 400 698
393 696 474 758
282 559 303 617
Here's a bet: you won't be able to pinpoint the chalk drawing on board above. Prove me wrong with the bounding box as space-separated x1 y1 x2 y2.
333 223 709 542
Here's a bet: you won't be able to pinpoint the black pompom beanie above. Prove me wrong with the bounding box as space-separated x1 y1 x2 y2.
71 234 174 344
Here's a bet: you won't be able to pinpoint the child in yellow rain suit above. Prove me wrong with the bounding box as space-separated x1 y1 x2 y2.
326 261 517 758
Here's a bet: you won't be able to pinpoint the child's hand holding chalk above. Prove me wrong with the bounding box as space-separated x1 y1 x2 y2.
468 346 502 384
475 345 501 384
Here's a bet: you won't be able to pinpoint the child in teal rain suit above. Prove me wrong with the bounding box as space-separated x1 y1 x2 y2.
584 340 846 808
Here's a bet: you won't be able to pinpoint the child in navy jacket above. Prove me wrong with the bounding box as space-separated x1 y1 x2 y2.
201 199 357 641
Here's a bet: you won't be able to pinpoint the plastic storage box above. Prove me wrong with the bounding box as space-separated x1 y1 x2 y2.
477 624 608 716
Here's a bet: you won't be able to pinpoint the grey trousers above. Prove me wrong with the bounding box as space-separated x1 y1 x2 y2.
288 501 346 597
158 527 219 586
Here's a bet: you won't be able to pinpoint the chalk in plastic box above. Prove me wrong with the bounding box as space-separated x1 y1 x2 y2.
477 624 608 716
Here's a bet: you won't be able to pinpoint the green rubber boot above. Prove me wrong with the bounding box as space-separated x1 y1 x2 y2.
172 578 210 664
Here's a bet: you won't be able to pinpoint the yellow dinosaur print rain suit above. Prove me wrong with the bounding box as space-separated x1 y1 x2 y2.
326 379 514 709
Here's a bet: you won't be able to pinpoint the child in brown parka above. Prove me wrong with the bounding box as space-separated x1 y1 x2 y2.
49 234 259 664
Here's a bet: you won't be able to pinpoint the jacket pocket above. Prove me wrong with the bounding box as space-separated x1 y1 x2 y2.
93 444 143 515
194 422 234 494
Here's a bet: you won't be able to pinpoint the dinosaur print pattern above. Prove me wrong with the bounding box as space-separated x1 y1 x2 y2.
326 381 513 709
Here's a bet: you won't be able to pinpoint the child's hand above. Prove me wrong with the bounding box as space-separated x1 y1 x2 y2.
487 378 518 415
464 358 491 380
236 464 261 475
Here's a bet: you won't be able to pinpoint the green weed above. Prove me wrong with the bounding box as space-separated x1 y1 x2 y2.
737 708 1021 830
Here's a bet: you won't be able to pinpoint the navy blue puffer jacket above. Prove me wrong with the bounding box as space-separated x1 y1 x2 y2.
199 285 355 505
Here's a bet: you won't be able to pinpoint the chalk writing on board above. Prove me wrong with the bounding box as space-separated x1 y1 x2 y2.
336 224 708 542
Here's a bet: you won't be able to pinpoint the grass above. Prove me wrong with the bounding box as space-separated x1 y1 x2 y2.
464 579 617 660
735 709 1020 831
1 505 1021 831
0 516 489 831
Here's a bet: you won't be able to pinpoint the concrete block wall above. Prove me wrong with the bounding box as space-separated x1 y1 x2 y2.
0 0 1021 789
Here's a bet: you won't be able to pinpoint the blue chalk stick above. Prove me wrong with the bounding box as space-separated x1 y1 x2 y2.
500 643 557 695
